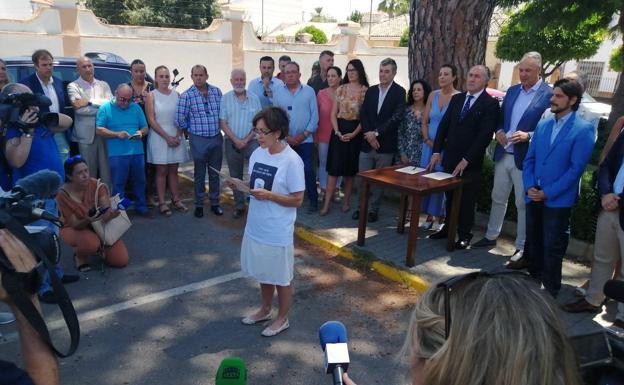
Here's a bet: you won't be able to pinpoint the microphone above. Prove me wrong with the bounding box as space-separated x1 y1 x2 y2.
14 170 62 199
215 357 247 385
604 280 624 303
319 321 350 385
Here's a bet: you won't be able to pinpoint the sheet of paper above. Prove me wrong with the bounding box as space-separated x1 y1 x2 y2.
210 166 250 194
423 171 454 180
395 166 426 174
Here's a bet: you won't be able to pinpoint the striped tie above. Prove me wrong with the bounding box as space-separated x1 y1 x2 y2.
460 94 473 120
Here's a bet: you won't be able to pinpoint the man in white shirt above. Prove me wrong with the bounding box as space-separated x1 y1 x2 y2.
19 49 70 162
67 56 113 187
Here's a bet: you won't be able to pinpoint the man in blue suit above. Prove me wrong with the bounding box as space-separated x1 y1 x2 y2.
521 78 595 297
19 49 70 162
472 52 552 265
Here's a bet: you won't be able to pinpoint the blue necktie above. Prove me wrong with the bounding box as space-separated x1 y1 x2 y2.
460 94 473 120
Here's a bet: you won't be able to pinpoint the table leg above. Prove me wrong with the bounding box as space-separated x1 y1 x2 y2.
406 195 422 267
357 181 371 246
397 194 408 234
447 184 463 251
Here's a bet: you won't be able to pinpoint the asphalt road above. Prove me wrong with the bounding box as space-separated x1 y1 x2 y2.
0 200 418 385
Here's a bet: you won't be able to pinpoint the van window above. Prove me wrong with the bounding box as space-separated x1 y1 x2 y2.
6 64 131 92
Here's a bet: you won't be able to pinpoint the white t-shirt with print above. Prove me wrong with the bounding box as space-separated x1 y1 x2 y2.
244 144 305 246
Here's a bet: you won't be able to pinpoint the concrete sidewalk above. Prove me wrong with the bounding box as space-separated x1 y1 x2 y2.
180 161 615 337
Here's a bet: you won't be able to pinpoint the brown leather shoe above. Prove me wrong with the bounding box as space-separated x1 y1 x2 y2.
506 257 529 270
562 298 602 313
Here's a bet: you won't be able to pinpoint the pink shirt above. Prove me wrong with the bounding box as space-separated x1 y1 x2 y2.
316 88 334 143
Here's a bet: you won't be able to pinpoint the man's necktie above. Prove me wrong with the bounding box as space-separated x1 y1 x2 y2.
460 94 473 120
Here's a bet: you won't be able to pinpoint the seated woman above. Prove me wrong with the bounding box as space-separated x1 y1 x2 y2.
343 272 582 385
56 156 129 271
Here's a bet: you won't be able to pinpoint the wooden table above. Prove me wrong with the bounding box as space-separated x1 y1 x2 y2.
357 165 465 267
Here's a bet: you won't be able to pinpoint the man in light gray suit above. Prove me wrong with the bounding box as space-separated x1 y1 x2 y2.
67 56 112 186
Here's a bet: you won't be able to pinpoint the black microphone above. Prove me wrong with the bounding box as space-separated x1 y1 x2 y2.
319 321 350 385
604 280 624 303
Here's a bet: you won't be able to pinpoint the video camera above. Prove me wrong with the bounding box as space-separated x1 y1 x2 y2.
0 170 79 357
0 92 59 131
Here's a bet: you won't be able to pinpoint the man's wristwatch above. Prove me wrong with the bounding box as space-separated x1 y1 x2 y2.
303 130 310 138
374 130 379 137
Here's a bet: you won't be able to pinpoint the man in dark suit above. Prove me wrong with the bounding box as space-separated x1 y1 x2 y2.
19 49 70 162
563 129 624 323
352 58 406 222
472 52 553 265
522 79 595 297
428 65 500 249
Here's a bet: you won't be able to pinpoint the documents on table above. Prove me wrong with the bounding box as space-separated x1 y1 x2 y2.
395 166 426 174
423 171 454 180
210 166 251 193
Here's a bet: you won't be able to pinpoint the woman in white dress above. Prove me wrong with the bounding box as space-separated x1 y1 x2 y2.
235 107 305 337
145 65 189 216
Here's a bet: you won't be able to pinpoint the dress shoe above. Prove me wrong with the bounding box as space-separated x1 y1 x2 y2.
307 202 318 214
211 205 224 216
261 319 290 337
351 210 360 220
455 238 470 249
368 211 379 223
429 228 448 239
194 207 204 218
38 291 57 304
61 273 80 284
508 249 524 262
506 257 529 270
232 208 244 219
562 298 602 313
472 237 496 248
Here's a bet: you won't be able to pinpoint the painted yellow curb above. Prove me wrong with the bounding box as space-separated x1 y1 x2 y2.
180 173 429 292
295 226 430 293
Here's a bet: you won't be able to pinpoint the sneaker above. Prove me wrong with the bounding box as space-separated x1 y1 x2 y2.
420 221 433 230
471 237 496 248
508 249 524 262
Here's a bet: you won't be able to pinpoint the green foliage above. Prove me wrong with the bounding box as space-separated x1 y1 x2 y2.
377 0 409 18
275 34 286 43
399 28 409 47
610 45 624 72
85 0 220 29
590 118 609 166
348 10 363 23
295 26 328 44
495 2 608 77
310 6 337 22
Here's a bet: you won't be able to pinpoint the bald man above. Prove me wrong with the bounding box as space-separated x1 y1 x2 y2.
428 65 501 249
219 69 262 218
67 56 113 187
96 83 151 216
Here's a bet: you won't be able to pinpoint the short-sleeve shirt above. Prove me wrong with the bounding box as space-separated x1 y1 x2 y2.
6 124 64 184
219 90 262 139
244 145 305 246
96 100 147 157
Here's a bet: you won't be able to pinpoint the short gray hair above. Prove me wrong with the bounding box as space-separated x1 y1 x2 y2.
380 58 397 73
230 68 246 78
564 70 589 92
116 83 132 93
521 51 542 69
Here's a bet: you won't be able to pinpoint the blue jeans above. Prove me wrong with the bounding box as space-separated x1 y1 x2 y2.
30 198 65 295
189 133 223 207
109 154 147 213
292 142 318 205
525 202 571 297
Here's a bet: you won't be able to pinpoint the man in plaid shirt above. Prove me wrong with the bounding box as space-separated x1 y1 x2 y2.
176 65 224 218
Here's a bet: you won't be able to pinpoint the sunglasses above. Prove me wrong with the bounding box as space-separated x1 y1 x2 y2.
436 270 532 339
117 96 131 102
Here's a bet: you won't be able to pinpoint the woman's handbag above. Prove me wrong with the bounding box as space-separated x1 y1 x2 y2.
91 179 131 246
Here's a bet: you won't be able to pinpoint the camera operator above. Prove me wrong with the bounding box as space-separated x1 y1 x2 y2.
0 228 60 385
1 83 78 304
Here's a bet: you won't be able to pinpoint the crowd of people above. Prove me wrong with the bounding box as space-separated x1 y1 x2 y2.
0 44 622 384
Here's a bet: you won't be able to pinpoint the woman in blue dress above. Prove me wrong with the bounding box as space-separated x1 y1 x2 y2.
419 64 459 231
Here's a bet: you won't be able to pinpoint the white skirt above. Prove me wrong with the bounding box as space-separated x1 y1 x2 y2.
240 235 294 286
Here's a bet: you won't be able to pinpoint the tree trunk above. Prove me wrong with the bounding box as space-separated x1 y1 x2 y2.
606 5 624 131
408 0 497 90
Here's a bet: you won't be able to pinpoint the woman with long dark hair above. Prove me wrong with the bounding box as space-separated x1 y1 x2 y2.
320 59 369 216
